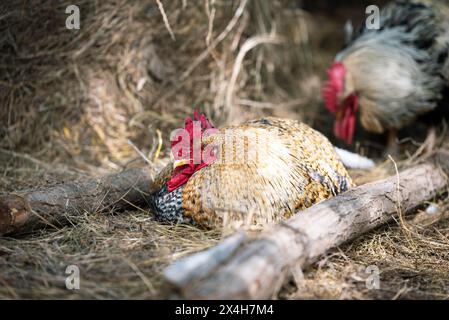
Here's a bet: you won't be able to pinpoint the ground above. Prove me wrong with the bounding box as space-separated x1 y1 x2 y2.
0 0 448 299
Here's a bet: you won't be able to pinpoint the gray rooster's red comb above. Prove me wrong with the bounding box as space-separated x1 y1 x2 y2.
322 62 346 113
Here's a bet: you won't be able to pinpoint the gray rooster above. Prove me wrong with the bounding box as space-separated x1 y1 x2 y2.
322 0 449 151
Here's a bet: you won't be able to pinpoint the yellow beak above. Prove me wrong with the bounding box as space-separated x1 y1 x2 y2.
173 158 191 169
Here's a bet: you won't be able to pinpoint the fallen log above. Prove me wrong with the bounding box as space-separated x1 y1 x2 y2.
163 152 449 299
0 168 152 236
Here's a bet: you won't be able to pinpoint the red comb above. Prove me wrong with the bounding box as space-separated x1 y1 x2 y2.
193 109 214 130
322 62 346 113
167 110 216 192
171 110 214 150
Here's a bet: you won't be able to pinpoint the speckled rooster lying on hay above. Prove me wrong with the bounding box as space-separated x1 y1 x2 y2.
149 111 373 229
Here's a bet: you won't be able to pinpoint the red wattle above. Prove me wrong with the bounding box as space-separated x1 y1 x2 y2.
333 94 358 145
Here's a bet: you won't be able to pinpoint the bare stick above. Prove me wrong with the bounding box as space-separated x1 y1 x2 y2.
164 155 449 299
0 168 153 236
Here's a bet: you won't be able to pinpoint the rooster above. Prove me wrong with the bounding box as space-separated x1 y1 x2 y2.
148 111 361 229
322 0 449 150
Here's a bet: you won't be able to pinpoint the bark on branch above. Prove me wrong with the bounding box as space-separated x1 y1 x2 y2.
0 168 152 236
163 153 449 299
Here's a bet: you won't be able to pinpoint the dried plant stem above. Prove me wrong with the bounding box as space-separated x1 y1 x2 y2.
226 34 283 121
180 0 248 81
155 0 176 41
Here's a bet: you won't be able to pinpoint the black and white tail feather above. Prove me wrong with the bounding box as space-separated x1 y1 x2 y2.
343 1 440 50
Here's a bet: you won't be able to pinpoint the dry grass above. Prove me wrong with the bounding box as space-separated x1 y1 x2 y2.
1 0 448 299
0 0 327 169
0 206 221 299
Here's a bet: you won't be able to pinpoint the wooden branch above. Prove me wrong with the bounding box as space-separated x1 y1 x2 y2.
0 168 153 236
164 155 449 299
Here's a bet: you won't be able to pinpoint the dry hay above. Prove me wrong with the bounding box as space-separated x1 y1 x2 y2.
1 0 449 299
0 206 221 299
0 0 327 170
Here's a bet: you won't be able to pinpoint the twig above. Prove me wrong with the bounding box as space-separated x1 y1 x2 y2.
205 0 216 47
226 34 283 120
153 129 163 162
0 148 75 175
388 155 413 244
155 0 176 41
122 257 156 295
237 98 305 109
127 139 152 166
180 0 248 81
